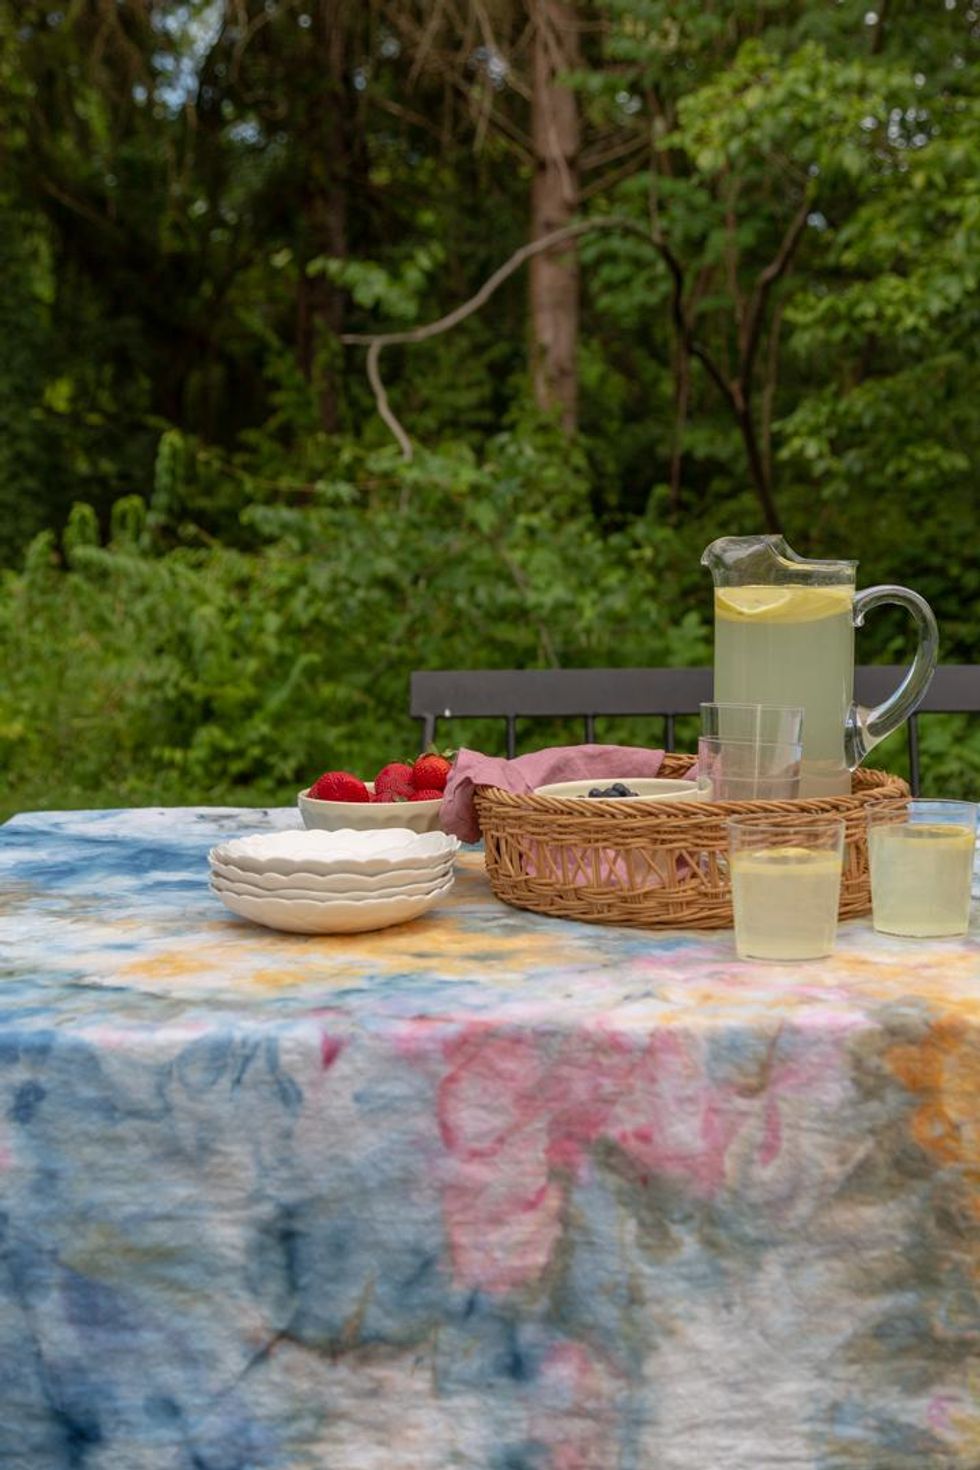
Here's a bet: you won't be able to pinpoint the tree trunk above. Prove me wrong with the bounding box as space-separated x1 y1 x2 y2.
733 392 783 534
296 0 352 434
529 0 580 434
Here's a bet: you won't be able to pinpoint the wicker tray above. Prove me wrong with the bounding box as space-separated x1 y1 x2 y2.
474 755 909 930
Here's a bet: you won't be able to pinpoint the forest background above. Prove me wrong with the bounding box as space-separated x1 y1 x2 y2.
1 0 977 819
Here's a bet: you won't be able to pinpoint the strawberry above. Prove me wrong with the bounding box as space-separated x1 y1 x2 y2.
370 789 409 804
410 788 444 802
309 771 370 803
411 753 452 793
374 761 415 799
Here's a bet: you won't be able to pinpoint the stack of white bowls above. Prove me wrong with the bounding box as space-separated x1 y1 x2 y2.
209 827 460 934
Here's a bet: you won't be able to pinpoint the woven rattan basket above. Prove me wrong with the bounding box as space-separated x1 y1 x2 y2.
474 755 909 930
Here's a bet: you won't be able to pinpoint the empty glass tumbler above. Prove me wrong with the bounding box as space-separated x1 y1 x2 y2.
699 737 803 801
699 702 804 800
700 702 804 745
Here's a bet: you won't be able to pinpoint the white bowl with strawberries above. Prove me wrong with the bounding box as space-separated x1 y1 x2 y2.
298 753 453 834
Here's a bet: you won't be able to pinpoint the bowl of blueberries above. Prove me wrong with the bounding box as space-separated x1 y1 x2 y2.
533 777 709 803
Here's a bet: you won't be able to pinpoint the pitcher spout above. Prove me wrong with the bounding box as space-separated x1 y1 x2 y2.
701 534 856 588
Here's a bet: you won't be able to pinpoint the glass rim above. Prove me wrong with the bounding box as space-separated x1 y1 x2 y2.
700 701 805 715
727 815 845 836
867 797 977 822
698 736 804 754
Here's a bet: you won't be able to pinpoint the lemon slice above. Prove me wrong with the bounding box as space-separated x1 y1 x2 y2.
715 585 852 623
736 847 841 869
716 588 792 619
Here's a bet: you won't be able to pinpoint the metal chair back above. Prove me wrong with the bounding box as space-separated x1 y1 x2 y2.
411 665 980 795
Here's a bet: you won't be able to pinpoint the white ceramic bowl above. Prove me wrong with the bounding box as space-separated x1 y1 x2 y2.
299 783 443 834
210 828 460 878
533 777 710 803
211 875 455 934
209 856 456 894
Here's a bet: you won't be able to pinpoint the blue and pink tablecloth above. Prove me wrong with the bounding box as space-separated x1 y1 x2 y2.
1 806 979 1469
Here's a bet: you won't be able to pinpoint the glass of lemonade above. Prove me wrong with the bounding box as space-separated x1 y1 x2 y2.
867 799 978 938
728 817 845 961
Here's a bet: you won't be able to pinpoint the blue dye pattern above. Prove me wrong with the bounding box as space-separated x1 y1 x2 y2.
0 806 978 1468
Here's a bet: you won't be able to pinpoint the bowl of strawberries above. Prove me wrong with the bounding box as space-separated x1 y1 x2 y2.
298 752 453 834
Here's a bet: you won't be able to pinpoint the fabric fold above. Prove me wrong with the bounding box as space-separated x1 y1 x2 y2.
441 744 674 842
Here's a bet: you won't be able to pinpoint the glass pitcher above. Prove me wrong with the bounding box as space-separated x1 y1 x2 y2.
701 535 938 797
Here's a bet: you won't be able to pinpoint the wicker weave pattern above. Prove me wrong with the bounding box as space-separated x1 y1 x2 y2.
474 756 909 930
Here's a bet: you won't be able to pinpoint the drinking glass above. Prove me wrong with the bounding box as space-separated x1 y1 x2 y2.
728 817 845 961
867 799 977 938
699 736 803 800
700 702 804 746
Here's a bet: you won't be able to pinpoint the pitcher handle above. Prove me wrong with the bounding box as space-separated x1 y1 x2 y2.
846 584 939 767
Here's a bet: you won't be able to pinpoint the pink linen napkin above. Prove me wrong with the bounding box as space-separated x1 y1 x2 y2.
441 744 675 843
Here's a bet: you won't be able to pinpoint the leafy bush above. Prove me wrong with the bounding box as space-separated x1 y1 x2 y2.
0 433 712 818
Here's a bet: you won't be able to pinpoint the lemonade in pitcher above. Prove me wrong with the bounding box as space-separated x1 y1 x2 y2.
714 584 855 797
702 536 939 799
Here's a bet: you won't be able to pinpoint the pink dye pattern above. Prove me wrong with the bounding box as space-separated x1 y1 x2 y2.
605 1031 743 1196
320 1034 344 1070
529 1342 620 1470
439 1033 564 1291
437 1023 850 1291
438 1032 544 1158
926 1395 957 1433
441 1150 564 1293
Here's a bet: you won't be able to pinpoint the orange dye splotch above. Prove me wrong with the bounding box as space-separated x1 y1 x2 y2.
887 1018 980 1226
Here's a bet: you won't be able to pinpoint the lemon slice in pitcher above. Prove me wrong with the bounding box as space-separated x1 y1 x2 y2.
716 586 852 623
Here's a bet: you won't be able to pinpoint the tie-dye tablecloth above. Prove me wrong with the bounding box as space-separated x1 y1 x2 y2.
1 806 979 1470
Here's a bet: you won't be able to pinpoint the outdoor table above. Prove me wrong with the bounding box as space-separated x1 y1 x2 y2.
1 806 979 1470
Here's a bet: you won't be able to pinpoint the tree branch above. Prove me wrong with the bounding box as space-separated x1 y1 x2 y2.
578 151 649 203
343 215 656 456
740 195 811 396
761 298 785 488
669 342 691 514
648 165 732 405
655 234 733 405
366 340 413 460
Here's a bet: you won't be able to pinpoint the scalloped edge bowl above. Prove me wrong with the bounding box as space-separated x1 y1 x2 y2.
212 874 455 934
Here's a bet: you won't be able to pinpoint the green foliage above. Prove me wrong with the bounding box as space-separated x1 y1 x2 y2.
0 435 712 817
0 0 977 815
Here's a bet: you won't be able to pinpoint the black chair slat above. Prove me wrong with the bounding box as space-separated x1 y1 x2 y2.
412 667 979 791
410 667 714 722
